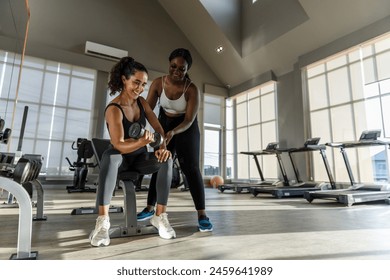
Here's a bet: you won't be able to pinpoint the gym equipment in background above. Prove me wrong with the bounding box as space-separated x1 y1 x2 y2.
210 175 224 188
68 139 121 215
1 153 46 221
65 138 97 193
0 117 12 144
250 138 334 198
304 130 390 206
218 142 288 193
0 159 38 260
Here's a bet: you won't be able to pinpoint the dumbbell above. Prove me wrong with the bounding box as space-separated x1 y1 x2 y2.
128 122 163 148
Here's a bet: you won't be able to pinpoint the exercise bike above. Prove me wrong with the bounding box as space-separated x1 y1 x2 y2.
65 138 97 193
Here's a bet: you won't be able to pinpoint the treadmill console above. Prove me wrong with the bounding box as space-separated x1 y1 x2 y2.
359 130 381 141
304 137 320 147
265 142 278 150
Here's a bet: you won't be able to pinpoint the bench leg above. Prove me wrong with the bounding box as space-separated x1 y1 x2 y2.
109 179 157 238
31 179 47 221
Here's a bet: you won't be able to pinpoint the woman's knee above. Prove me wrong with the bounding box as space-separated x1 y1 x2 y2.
160 158 173 172
101 148 122 165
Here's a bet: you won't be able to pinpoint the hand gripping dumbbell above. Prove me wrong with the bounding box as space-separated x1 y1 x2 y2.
128 122 163 148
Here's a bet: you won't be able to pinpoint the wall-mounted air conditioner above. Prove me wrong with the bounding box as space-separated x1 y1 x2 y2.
85 41 128 61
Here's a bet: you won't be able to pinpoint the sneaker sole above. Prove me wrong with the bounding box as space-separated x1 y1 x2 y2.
199 227 213 232
91 239 110 247
89 230 110 247
137 215 154 222
158 230 176 239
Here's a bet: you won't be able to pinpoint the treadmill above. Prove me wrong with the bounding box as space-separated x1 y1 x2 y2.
218 142 287 193
250 138 334 198
304 130 390 206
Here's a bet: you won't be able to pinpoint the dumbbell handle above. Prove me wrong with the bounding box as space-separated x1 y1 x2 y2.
128 123 163 148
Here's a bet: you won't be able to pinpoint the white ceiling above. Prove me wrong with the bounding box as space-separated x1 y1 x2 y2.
159 0 390 88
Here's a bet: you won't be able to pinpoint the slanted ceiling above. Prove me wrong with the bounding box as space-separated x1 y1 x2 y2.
159 0 390 90
2 0 389 95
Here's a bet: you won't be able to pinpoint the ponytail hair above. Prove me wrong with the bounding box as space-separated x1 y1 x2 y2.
108 56 148 96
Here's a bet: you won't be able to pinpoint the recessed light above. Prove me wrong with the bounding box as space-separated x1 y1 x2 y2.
215 45 224 54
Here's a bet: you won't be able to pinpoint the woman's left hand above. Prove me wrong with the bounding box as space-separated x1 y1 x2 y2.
155 148 172 162
165 130 175 145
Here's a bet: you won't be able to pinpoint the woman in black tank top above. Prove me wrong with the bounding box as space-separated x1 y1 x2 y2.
89 57 176 247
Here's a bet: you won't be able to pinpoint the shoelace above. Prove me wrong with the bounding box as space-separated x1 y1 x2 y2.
159 213 171 228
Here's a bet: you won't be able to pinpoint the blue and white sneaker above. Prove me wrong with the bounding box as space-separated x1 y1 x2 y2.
137 207 155 221
198 215 213 232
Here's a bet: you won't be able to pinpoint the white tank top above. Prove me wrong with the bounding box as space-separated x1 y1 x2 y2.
159 76 191 114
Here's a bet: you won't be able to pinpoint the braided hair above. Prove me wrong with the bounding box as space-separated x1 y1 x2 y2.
108 56 148 96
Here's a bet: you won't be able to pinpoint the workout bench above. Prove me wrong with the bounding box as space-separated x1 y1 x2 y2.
91 138 157 238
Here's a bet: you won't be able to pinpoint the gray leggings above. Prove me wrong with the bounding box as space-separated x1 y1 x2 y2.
96 147 172 206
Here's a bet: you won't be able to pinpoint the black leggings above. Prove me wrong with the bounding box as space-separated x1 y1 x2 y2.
147 110 206 210
97 146 172 206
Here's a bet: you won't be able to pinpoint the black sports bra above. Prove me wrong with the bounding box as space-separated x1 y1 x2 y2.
105 99 146 139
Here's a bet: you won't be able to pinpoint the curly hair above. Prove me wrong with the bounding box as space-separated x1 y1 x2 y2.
107 56 148 96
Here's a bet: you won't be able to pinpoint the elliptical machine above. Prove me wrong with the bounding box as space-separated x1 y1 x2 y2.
66 138 97 193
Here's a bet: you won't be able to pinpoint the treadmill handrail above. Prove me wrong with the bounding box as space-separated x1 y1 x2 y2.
289 144 327 153
240 150 277 156
326 140 390 149
240 149 290 185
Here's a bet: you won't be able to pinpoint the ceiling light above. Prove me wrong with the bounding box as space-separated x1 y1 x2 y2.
215 45 224 54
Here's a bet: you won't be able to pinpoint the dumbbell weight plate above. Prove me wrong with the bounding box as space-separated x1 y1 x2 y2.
13 158 31 184
150 133 163 148
129 123 143 138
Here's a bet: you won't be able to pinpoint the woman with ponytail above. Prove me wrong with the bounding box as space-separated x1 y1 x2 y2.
89 57 176 247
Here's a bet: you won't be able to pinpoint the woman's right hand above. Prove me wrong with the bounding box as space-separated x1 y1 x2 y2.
140 130 154 146
154 148 172 162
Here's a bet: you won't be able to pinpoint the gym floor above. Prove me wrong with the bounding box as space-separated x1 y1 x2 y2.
2 184 390 260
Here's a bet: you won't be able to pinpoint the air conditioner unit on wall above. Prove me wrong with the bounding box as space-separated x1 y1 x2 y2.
85 41 128 61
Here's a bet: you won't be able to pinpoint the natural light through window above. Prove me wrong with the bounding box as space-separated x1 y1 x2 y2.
304 32 390 184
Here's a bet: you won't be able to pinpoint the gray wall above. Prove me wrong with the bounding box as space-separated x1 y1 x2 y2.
22 0 222 86
0 0 225 140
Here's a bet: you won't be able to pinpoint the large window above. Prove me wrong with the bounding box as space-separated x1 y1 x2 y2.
228 82 278 181
203 94 224 177
0 50 96 176
304 32 390 183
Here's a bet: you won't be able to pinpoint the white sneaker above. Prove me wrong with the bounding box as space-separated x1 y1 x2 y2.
89 215 110 247
150 213 176 239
